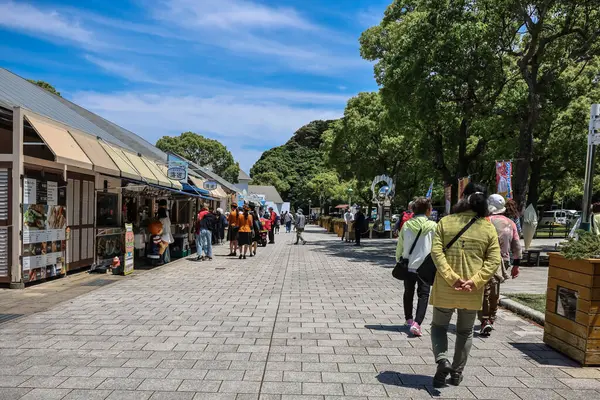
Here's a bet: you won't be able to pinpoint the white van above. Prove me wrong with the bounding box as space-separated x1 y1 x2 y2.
539 209 577 226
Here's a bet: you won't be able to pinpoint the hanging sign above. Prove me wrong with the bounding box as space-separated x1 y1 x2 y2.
167 160 188 181
203 180 218 191
496 161 513 199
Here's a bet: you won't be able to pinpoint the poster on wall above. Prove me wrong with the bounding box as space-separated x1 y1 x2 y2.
496 161 513 199
124 223 134 275
458 177 470 199
22 176 67 283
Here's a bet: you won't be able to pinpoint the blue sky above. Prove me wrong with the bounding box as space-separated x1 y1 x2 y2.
0 0 388 172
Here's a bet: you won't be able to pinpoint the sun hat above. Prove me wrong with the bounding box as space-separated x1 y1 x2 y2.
488 194 506 215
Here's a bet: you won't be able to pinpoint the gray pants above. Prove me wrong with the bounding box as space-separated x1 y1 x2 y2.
431 307 477 373
295 228 305 244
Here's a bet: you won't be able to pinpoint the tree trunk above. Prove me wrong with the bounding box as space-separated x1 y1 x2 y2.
513 89 540 209
527 158 542 208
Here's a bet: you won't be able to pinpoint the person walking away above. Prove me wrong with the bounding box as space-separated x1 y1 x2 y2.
480 195 522 336
211 209 219 245
198 205 215 261
354 206 366 246
216 208 227 245
395 197 437 337
343 208 354 242
227 203 240 256
268 207 276 244
237 204 253 259
429 182 501 388
250 207 262 256
284 211 292 233
274 213 281 234
157 200 173 264
294 209 307 245
394 201 415 235
504 199 522 235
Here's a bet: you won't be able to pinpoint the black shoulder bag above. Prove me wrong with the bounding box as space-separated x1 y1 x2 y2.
392 228 422 281
417 218 478 286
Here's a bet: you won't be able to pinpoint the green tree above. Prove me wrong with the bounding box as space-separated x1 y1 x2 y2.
28 80 61 97
251 120 335 208
360 0 509 201
490 1 600 206
156 132 239 183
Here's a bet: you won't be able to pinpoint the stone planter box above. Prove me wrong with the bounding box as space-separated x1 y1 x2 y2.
544 253 600 366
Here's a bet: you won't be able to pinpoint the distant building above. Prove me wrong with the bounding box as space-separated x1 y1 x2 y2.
237 169 251 192
248 185 284 214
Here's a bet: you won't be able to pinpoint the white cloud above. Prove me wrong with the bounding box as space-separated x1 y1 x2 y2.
0 1 93 45
160 0 315 31
71 90 342 171
84 55 159 83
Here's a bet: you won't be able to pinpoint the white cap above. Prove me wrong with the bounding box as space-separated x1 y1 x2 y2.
488 194 506 215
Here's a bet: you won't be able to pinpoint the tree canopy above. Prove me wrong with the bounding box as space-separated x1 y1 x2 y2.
156 132 239 184
27 80 61 97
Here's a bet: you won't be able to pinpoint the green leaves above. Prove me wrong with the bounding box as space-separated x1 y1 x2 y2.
27 79 61 97
155 131 239 183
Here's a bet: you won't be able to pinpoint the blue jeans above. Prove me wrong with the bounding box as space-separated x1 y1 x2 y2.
286 222 291 232
200 229 213 258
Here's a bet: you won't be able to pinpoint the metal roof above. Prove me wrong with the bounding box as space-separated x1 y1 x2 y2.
188 160 239 193
0 68 165 161
54 95 166 161
248 185 284 204
238 169 251 181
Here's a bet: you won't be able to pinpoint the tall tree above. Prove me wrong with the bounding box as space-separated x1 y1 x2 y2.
360 0 509 200
156 132 239 183
28 80 61 97
492 1 600 206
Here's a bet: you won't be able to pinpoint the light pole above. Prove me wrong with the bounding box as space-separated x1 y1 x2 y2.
581 104 600 231
308 200 312 221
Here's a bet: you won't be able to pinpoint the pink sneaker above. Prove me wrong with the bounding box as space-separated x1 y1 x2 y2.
405 319 414 327
410 322 422 337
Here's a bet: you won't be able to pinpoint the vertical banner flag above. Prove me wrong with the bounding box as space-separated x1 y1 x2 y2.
426 181 434 199
444 185 452 215
496 161 513 199
458 176 470 199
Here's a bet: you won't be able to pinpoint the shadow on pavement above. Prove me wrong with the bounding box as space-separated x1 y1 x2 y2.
377 370 433 390
309 232 397 268
510 342 579 367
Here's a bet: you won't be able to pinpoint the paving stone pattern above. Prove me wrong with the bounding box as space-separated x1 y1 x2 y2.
0 227 596 399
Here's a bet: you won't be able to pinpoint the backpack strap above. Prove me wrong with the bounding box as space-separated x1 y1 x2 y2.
408 228 423 255
444 217 478 251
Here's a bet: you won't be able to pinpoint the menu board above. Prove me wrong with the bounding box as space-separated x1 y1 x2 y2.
22 176 67 283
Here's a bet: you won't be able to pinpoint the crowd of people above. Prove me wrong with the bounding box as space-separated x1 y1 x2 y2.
193 203 309 261
394 182 522 388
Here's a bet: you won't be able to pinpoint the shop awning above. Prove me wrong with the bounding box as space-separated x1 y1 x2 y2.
99 141 142 181
68 129 120 177
210 185 228 199
25 114 93 170
188 176 212 196
117 149 160 185
149 184 214 200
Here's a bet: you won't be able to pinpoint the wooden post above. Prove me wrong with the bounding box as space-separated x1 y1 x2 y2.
10 107 24 289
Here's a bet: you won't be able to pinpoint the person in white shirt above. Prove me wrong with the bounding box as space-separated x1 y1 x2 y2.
343 208 354 242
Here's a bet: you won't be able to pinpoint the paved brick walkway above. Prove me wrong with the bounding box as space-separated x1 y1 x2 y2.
0 226 597 399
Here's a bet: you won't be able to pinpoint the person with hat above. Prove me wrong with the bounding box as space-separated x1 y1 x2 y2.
294 209 307 245
227 203 240 256
479 194 522 337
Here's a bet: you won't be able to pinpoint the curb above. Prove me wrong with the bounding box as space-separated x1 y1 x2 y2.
499 296 545 326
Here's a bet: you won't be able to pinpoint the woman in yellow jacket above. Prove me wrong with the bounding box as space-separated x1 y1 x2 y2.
430 183 501 388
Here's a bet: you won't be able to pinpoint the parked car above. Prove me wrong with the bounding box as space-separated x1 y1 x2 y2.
539 209 578 226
